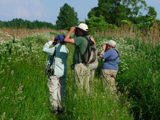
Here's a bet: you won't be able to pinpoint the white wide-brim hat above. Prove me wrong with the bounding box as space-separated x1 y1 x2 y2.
108 40 116 47
101 40 116 48
77 23 88 31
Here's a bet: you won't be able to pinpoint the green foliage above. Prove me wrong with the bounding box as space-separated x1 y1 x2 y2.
137 15 160 30
94 36 160 120
56 3 79 30
146 6 157 18
88 0 127 25
116 38 160 120
120 20 133 25
2 30 160 120
85 15 115 33
0 18 57 29
0 32 133 120
88 0 157 26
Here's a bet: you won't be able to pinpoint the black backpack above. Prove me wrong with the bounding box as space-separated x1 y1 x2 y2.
79 36 97 64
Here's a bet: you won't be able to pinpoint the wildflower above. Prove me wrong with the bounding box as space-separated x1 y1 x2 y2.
2 87 5 92
110 110 114 116
0 69 5 74
18 96 26 100
43 103 46 107
11 70 14 76
15 84 24 95
4 96 9 99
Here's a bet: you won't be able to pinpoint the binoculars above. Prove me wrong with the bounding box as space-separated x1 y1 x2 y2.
68 27 78 32
101 44 109 52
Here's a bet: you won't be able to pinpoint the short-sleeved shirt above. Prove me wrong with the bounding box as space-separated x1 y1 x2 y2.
73 36 88 64
101 49 120 70
42 41 69 77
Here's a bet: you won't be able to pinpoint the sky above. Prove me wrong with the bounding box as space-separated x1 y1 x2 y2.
0 0 160 25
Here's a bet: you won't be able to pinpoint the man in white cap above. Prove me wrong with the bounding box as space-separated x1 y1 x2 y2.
100 40 120 96
64 23 90 93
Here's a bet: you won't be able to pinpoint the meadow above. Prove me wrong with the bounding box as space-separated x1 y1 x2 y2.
0 27 160 120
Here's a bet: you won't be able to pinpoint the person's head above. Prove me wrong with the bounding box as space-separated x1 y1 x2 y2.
54 34 66 45
75 23 89 37
88 36 96 45
107 40 116 49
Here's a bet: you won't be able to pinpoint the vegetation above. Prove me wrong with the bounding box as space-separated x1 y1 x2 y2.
0 18 57 29
87 0 157 26
0 31 133 120
1 1 160 119
1 20 160 119
56 3 79 30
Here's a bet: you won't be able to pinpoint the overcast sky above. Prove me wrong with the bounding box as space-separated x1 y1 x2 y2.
0 0 159 25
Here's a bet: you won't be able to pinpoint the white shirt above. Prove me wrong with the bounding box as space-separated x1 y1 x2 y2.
42 41 69 77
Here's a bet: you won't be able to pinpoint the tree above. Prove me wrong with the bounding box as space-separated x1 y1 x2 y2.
88 0 126 25
56 3 79 30
146 6 157 18
88 0 155 25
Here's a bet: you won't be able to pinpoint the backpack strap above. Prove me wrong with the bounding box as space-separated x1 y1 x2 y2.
82 36 95 64
76 36 94 64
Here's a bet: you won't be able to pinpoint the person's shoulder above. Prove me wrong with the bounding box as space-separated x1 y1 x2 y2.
111 49 119 54
74 36 87 43
110 49 117 51
74 36 84 40
108 49 113 52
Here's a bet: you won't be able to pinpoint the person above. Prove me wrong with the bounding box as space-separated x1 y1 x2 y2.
42 34 69 115
88 36 98 79
100 40 120 95
64 23 90 93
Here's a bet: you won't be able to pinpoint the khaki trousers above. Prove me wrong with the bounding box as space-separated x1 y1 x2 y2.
102 69 118 94
88 62 98 79
74 63 90 93
47 75 66 111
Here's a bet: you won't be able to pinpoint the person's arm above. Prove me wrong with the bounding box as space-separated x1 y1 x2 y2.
64 27 75 44
42 37 55 55
100 44 106 59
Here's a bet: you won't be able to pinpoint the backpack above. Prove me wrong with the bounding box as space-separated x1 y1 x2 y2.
45 47 56 76
79 36 97 64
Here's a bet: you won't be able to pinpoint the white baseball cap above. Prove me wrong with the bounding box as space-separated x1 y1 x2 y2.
77 23 88 31
108 40 116 48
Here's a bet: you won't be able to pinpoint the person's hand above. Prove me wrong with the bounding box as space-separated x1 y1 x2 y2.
70 27 76 33
51 37 55 43
102 44 106 50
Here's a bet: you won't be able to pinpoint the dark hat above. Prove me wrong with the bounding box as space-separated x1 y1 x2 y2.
55 34 66 42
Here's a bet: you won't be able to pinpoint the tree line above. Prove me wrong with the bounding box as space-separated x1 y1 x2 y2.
56 0 160 31
0 18 58 29
1 0 159 31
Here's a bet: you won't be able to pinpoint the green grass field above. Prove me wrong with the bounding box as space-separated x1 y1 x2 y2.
1 31 160 120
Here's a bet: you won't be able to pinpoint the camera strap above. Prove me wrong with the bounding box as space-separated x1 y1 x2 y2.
50 47 57 68
105 49 120 61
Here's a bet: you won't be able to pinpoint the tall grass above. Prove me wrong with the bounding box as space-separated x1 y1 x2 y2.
1 25 160 119
0 32 133 119
0 27 67 40
116 39 160 120
93 34 160 119
91 23 160 46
